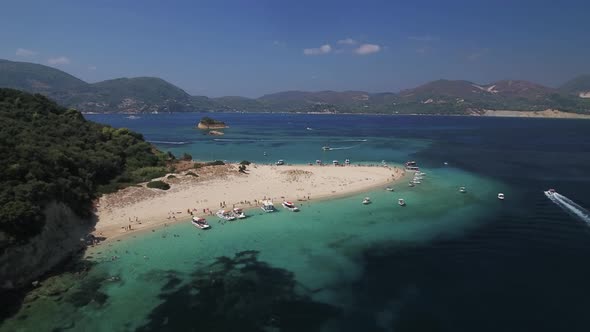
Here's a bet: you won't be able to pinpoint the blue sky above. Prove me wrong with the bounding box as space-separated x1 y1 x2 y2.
1 0 589 97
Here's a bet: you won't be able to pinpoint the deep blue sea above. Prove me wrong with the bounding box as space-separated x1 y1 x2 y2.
3 113 590 332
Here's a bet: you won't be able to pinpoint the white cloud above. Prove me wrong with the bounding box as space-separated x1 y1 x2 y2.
16 48 36 57
88 65 97 70
354 44 381 55
303 44 332 55
47 56 70 65
273 40 285 47
337 38 357 45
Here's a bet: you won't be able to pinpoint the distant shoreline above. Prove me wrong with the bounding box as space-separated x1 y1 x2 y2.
83 110 590 119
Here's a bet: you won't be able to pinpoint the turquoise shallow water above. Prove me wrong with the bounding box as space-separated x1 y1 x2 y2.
4 113 590 331
1 166 504 331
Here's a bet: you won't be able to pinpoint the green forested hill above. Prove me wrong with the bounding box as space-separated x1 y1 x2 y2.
0 60 218 113
84 77 196 112
0 89 169 249
560 75 590 95
0 59 589 114
0 59 87 92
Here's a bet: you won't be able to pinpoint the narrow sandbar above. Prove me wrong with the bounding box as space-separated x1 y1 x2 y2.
93 163 406 241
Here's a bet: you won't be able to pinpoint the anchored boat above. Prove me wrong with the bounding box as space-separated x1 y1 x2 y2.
261 200 276 212
282 201 300 212
191 216 211 230
216 210 236 221
233 207 247 219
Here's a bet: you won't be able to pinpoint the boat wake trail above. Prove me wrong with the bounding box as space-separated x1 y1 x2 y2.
327 144 361 150
330 139 368 142
148 140 189 145
546 192 590 224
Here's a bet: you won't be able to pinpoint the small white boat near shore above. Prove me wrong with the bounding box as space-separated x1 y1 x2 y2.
386 187 394 192
191 216 211 229
216 210 236 221
362 197 371 205
398 198 406 206
282 201 300 212
233 207 247 219
261 200 276 212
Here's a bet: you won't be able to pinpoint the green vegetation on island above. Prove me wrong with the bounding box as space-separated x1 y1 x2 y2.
0 88 170 249
146 180 171 190
197 116 227 129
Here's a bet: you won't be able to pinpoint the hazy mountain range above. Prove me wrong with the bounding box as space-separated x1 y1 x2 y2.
1 59 589 115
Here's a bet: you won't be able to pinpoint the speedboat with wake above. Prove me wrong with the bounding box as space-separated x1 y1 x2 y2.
544 188 556 197
282 201 300 212
216 210 236 221
233 207 247 219
322 146 331 151
191 216 211 230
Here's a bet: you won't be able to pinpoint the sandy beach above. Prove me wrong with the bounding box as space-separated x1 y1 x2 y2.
93 163 406 240
475 109 590 119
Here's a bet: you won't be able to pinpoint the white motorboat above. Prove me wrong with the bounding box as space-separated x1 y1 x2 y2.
459 186 467 193
322 146 331 151
216 210 236 221
544 188 557 197
405 161 419 170
398 198 406 206
497 193 505 200
408 182 415 187
126 115 140 120
275 160 285 166
282 201 300 212
362 197 371 205
191 216 211 230
261 200 276 212
233 207 247 219
412 179 421 184
386 187 394 192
